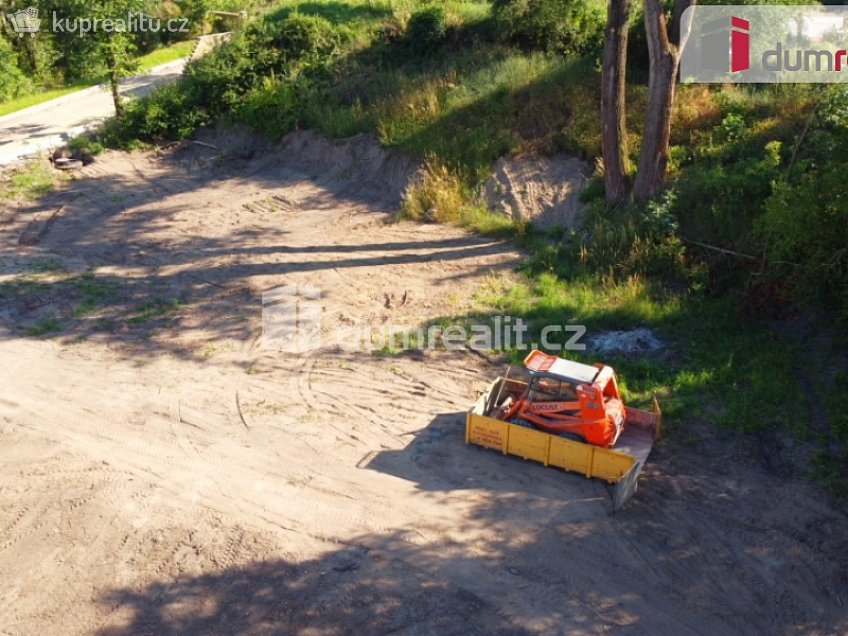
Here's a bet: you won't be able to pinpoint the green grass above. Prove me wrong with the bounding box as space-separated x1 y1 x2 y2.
26 257 66 274
1 161 58 201
136 40 195 72
0 40 195 118
70 274 120 317
24 318 63 337
0 86 85 118
127 298 182 325
472 270 809 431
0 276 50 300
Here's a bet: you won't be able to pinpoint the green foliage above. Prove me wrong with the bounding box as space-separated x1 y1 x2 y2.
405 5 448 55
1 160 57 200
0 36 28 102
67 135 105 156
491 0 605 55
234 78 309 139
104 12 342 145
103 82 209 145
182 14 339 119
175 0 212 31
24 318 63 337
570 194 685 280
0 0 199 107
754 87 848 320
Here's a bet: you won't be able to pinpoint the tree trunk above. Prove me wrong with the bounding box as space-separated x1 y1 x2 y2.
601 0 632 204
633 0 694 203
106 46 124 119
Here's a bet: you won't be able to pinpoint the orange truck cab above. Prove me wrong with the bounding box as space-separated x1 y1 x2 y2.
501 350 626 448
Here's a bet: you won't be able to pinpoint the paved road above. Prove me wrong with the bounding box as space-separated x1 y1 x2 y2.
0 58 187 165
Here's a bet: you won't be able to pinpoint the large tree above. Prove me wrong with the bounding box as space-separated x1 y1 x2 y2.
99 31 138 119
600 0 695 204
601 0 632 204
633 0 694 203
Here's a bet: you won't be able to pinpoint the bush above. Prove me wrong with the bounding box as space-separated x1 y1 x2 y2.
402 160 468 223
492 0 605 55
102 83 209 146
107 14 341 145
270 13 342 65
0 37 28 102
577 193 686 278
234 77 310 139
67 135 105 157
753 88 848 320
181 14 339 119
406 6 448 55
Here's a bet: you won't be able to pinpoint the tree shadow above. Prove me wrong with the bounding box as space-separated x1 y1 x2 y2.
362 412 616 506
95 536 532 636
0 135 522 361
90 406 848 635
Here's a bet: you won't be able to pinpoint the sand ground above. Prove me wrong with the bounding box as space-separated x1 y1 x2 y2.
0 135 846 635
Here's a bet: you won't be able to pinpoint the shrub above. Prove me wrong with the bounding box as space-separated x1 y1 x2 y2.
492 0 605 55
235 77 311 139
67 135 105 157
0 37 28 102
102 82 209 146
184 14 340 116
107 14 341 146
402 161 468 223
753 88 848 320
182 26 281 119
577 193 686 279
406 6 448 55
270 13 342 65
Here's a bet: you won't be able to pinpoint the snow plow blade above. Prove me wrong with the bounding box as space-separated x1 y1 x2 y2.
466 378 661 511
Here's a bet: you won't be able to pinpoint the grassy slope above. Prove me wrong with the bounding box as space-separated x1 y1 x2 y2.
0 40 193 118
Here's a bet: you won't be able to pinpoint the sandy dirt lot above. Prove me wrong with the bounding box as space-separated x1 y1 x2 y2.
0 133 846 635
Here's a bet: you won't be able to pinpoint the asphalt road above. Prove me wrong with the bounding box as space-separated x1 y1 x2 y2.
0 58 187 165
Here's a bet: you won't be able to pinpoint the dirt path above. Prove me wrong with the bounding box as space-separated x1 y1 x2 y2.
0 135 846 635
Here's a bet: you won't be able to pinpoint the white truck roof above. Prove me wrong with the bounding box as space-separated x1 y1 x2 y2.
537 358 600 384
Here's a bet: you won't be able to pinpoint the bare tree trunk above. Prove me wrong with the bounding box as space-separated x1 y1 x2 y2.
106 50 124 119
601 0 632 204
633 0 695 204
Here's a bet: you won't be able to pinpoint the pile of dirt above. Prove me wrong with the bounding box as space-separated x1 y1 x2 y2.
278 131 424 208
482 154 591 230
187 128 425 210
189 128 591 225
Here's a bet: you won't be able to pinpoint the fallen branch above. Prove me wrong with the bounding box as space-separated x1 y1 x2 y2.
681 237 756 260
191 140 218 150
682 237 801 267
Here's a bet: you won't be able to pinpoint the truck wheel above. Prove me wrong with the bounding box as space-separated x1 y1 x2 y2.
509 418 535 429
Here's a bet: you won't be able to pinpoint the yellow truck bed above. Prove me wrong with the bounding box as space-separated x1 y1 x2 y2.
466 377 661 510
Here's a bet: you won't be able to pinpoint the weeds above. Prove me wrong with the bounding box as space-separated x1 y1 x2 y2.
127 298 181 325
2 160 57 201
24 318 63 337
